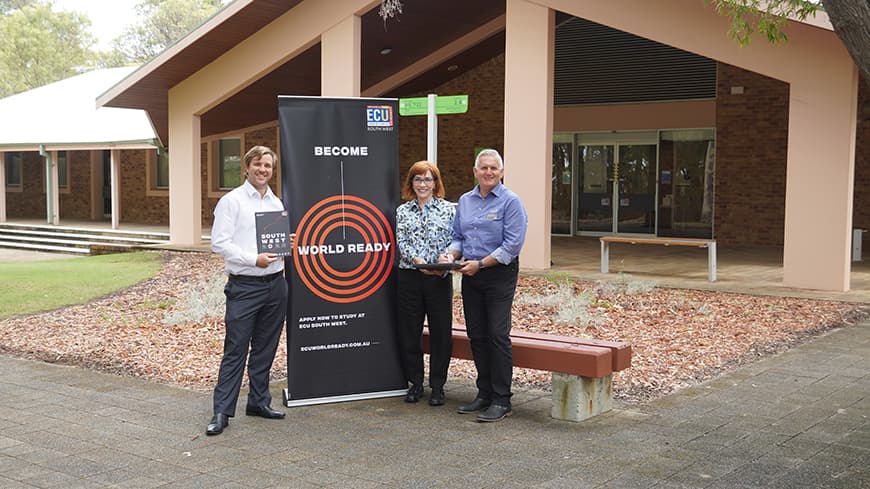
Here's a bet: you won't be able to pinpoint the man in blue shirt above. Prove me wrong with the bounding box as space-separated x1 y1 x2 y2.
443 149 528 422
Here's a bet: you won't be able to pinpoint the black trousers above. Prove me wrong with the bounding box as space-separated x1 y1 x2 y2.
461 259 518 407
213 275 287 416
396 269 453 389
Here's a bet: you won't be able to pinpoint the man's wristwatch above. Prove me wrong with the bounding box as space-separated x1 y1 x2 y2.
478 260 485 270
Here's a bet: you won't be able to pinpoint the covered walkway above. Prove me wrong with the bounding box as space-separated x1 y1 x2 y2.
548 236 870 303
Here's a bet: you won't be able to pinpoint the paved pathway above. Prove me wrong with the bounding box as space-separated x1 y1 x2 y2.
0 249 83 263
0 320 867 488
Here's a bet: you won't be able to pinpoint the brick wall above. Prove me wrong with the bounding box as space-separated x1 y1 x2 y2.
714 63 789 246
855 77 870 252
120 150 169 224
398 54 506 202
5 151 45 218
58 151 93 220
5 149 173 225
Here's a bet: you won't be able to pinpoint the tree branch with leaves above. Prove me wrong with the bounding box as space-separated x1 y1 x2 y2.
712 0 870 81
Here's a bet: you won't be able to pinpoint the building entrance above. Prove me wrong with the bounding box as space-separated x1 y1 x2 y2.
551 129 715 239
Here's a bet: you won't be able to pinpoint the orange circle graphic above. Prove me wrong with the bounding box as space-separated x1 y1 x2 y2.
293 195 394 303
296 203 384 290
304 203 381 280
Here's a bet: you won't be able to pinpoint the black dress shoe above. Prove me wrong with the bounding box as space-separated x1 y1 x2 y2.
457 397 491 414
245 404 286 419
428 387 445 406
206 413 228 435
477 404 512 422
404 384 424 403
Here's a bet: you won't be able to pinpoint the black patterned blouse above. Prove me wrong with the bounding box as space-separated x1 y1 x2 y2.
396 197 456 270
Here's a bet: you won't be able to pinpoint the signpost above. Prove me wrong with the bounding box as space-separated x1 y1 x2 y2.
398 94 469 164
398 95 469 116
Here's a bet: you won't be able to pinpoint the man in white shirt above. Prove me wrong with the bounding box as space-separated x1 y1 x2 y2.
206 145 291 436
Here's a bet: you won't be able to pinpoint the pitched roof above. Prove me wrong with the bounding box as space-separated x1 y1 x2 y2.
0 67 158 150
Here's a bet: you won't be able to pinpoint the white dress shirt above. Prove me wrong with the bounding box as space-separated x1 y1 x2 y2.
211 179 285 276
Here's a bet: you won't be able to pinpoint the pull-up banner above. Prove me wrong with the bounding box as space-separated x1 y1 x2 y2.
278 96 405 406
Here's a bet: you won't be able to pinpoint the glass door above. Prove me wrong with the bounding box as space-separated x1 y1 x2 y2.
576 144 615 233
551 135 574 235
657 129 715 238
561 130 714 238
574 132 658 235
615 144 657 234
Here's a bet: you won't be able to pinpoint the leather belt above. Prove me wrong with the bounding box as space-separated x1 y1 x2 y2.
229 271 283 283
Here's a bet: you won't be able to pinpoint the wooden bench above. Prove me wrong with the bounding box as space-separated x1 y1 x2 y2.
423 324 631 421
599 235 717 282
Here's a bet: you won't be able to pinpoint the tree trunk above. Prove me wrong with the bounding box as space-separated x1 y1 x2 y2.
822 0 870 82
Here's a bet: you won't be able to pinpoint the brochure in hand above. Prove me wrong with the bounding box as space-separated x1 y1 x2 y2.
412 261 465 271
255 210 292 256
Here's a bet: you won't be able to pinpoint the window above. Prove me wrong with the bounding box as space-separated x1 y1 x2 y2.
156 149 169 189
218 138 241 189
146 148 170 196
5 152 22 187
658 129 716 239
57 151 68 188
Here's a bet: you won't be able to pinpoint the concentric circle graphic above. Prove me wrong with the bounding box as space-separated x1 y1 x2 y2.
293 195 395 303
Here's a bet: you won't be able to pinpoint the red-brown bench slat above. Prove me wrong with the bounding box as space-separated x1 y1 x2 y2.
423 326 614 378
448 324 631 372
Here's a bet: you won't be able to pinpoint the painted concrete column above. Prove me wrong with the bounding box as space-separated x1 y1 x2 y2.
321 14 361 96
504 0 554 269
167 94 203 246
0 152 6 222
783 70 858 291
42 149 58 225
49 151 60 225
110 149 121 230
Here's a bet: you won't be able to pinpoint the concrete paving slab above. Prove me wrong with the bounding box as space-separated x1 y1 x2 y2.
0 320 868 488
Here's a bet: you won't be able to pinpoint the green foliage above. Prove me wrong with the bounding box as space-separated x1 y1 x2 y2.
708 0 820 45
0 0 32 14
0 0 96 97
0 252 161 320
112 0 223 63
0 0 225 95
542 270 574 285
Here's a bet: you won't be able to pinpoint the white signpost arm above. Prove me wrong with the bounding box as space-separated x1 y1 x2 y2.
427 93 437 164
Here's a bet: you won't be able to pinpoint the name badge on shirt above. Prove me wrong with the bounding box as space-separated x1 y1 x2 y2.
486 213 498 220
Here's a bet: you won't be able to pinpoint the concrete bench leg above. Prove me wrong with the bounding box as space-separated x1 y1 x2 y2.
551 372 613 422
600 240 609 274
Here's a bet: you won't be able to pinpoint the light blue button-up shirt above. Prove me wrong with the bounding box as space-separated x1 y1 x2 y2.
449 183 527 265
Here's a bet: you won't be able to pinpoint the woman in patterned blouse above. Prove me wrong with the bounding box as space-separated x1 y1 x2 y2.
395 161 456 406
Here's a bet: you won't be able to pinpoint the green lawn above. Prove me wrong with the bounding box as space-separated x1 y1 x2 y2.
0 251 162 320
